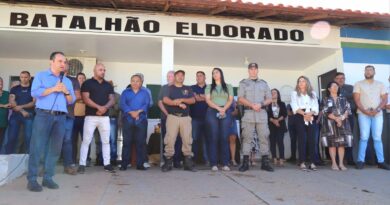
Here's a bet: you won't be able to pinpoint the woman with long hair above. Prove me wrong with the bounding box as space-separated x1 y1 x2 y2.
267 88 287 166
290 76 319 171
205 68 234 171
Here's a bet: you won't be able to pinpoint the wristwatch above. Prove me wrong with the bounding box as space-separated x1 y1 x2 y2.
376 108 382 112
64 92 70 96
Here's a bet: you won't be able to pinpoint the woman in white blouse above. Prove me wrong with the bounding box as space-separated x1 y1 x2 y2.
290 76 319 171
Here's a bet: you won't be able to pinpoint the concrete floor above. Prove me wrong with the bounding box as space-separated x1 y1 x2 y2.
0 163 389 205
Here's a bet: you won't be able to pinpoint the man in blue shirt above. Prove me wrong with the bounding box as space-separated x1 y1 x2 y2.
120 74 150 170
27 51 75 192
6 71 35 154
190 71 209 164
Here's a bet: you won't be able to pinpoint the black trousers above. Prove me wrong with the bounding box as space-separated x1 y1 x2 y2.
295 114 316 164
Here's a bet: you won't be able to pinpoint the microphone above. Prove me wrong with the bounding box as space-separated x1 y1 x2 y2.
59 71 65 82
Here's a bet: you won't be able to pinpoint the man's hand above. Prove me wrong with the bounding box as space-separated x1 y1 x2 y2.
96 106 107 116
52 82 65 93
178 103 187 110
173 99 183 106
20 110 29 118
251 103 261 112
12 105 22 112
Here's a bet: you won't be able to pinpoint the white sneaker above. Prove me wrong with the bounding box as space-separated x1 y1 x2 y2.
222 166 230 171
211 166 218 171
143 162 151 168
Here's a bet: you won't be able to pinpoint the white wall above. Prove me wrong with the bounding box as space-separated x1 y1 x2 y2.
344 63 390 87
303 49 344 94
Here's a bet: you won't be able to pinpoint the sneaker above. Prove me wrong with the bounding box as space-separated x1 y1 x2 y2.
355 161 364 170
309 163 317 171
64 166 77 175
143 162 151 168
211 166 218 171
378 163 390 170
300 163 307 171
27 181 43 192
222 166 230 171
104 164 116 173
42 179 59 189
77 165 85 174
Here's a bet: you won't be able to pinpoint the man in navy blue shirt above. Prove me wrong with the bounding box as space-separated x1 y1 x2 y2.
6 71 35 154
190 71 209 164
27 51 76 192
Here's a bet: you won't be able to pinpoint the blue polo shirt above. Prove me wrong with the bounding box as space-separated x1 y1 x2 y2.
31 69 76 113
120 87 150 123
190 84 207 119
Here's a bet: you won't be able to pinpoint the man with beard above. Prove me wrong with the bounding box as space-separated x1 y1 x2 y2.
354 65 389 170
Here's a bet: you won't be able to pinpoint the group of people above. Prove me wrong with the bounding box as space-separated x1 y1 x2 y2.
0 52 389 193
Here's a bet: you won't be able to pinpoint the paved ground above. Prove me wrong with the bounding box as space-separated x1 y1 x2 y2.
0 163 389 205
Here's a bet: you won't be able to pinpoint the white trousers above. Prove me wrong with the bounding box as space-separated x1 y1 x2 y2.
79 116 111 166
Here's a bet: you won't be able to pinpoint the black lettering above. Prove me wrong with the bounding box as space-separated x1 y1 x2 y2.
70 16 86 29
274 28 288 40
124 18 140 32
89 17 102 30
240 26 255 39
10 12 28 26
191 23 203 36
52 15 66 28
258 27 271 40
290 30 304 41
206 24 221 37
144 20 159 33
31 14 48 27
105 18 121 31
176 22 189 35
223 25 238 38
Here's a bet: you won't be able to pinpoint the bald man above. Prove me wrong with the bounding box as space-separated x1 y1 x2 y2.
78 63 116 174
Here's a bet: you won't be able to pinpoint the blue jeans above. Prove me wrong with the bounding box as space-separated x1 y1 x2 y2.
109 117 118 161
191 118 209 162
288 121 297 159
206 108 231 167
27 109 66 182
121 119 147 167
62 116 74 167
72 116 89 163
357 113 385 163
6 112 33 154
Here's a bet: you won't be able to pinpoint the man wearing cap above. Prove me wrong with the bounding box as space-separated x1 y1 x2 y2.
161 70 196 172
238 63 273 172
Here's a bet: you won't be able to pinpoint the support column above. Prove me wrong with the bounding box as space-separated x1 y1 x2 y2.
161 37 174 85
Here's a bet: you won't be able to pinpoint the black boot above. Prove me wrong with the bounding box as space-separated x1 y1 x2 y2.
239 155 249 172
183 156 197 172
161 157 173 172
261 155 274 172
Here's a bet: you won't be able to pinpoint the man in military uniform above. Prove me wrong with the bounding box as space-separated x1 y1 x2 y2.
238 63 273 172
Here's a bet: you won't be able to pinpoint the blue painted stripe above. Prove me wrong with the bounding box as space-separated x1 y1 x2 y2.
341 27 390 41
342 47 390 64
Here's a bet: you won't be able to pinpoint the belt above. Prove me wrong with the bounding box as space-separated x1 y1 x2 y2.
37 108 66 116
170 113 189 117
244 105 266 110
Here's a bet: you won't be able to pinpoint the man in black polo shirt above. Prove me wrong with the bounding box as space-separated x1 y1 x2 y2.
78 63 115 173
6 71 35 154
161 70 196 172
